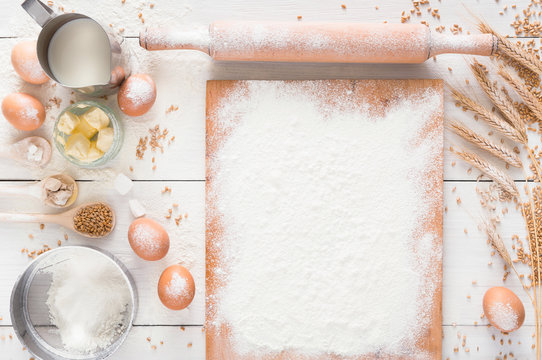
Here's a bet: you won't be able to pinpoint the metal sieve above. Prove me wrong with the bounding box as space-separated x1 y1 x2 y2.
10 246 137 360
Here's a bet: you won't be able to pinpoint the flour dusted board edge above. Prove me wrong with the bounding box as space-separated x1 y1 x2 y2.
205 80 443 360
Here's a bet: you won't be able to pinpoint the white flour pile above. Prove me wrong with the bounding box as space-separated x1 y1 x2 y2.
46 251 131 354
208 81 442 358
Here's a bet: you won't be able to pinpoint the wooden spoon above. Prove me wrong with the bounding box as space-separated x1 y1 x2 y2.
0 202 115 238
0 174 78 208
0 136 52 167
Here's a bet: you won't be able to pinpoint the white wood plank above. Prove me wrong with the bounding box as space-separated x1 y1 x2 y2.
0 325 205 360
0 0 540 358
0 323 538 360
1 35 538 181
0 172 533 346
0 37 208 181
443 181 534 327
0 0 536 38
0 180 205 326
443 325 537 359
0 36 536 181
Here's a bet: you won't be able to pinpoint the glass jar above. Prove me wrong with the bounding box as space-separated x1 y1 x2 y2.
53 101 123 168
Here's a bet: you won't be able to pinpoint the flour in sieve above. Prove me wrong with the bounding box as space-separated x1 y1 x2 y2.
46 251 131 354
208 81 442 358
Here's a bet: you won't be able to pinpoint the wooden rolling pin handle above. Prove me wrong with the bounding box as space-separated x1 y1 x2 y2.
140 26 210 54
429 33 498 57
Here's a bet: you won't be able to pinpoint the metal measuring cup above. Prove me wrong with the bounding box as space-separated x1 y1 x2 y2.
21 0 129 96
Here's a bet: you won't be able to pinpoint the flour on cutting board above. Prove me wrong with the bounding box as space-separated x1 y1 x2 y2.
208 81 442 358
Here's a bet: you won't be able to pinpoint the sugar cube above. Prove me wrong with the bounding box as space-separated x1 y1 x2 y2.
129 199 145 218
114 173 133 195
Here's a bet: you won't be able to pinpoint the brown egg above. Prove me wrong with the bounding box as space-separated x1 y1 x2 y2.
117 73 156 116
11 41 49 85
483 286 525 332
128 217 169 261
109 66 126 87
158 264 195 310
2 93 45 131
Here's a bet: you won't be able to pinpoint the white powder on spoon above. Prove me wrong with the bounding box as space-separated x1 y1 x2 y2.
208 81 442 358
26 144 43 162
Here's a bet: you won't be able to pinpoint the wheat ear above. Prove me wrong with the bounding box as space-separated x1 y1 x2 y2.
448 85 527 144
481 219 513 268
499 66 542 122
451 148 520 198
447 119 522 168
478 21 542 75
470 61 527 136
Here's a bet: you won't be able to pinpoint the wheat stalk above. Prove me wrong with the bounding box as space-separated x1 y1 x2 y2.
521 184 542 360
478 21 542 75
447 119 522 168
470 21 542 359
499 66 542 122
481 219 513 268
470 61 527 135
448 85 527 144
451 148 520 198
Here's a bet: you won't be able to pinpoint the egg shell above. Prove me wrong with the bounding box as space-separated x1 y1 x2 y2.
483 286 525 332
158 264 195 310
118 73 156 116
128 217 169 261
110 66 126 87
11 41 49 85
2 93 45 131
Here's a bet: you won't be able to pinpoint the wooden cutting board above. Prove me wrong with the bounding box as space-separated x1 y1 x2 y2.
206 79 443 360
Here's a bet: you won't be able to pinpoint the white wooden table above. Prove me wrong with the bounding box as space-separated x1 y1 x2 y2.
0 0 538 359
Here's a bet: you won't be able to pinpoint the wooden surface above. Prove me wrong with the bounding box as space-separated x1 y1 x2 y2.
0 0 539 359
205 79 443 359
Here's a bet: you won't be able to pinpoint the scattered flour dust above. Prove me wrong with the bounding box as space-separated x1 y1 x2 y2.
208 81 443 358
211 22 428 61
124 75 155 104
130 221 167 257
489 302 519 331
166 272 190 300
45 251 131 354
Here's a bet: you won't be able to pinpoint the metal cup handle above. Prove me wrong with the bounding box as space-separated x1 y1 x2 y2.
21 0 56 27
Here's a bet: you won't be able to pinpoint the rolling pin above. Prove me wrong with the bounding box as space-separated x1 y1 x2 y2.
139 21 498 63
